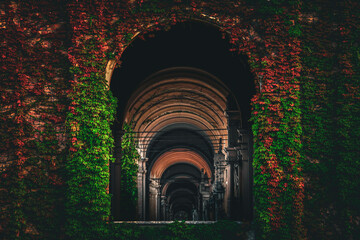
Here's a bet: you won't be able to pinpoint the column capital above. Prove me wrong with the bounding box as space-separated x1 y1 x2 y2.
150 178 161 194
214 152 225 164
224 147 240 164
139 157 148 163
138 158 148 174
161 196 167 204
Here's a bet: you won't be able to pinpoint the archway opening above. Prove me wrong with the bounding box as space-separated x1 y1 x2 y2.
159 163 203 221
110 20 254 221
110 20 254 129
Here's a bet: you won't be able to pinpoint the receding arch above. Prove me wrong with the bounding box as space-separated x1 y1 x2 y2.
122 67 239 158
109 19 255 221
109 20 255 129
149 148 212 180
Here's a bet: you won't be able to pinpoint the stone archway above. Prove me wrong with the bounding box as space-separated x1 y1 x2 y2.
118 66 252 221
148 148 211 220
60 0 307 237
110 20 254 221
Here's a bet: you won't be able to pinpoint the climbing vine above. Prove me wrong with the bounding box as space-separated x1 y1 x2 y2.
0 1 69 239
300 1 360 239
1 0 358 239
119 123 139 220
248 1 305 239
300 1 339 238
65 1 117 239
335 2 360 237
103 0 306 239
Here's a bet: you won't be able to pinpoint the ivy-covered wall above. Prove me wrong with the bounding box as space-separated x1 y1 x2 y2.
65 1 117 239
0 0 359 239
300 1 360 239
1 1 69 239
119 123 139 220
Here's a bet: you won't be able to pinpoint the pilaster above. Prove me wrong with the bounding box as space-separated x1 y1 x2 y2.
137 157 148 220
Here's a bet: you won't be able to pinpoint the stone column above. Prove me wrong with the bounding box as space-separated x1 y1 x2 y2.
169 204 174 220
214 152 226 186
197 194 202 220
224 108 241 219
149 178 161 220
238 129 252 221
233 160 241 217
137 158 147 220
161 196 167 220
224 147 237 219
156 186 161 220
202 194 210 220
212 152 225 219
225 109 241 148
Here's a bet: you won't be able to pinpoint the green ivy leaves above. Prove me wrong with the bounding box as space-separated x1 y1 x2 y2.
119 123 139 220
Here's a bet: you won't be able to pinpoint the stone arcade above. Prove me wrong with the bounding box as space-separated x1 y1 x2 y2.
107 21 255 222
112 67 252 221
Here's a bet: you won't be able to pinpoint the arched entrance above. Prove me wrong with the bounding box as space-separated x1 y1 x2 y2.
149 149 211 220
110 21 254 221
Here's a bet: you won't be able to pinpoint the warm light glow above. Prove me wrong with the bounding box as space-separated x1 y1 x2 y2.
123 68 231 157
150 148 212 179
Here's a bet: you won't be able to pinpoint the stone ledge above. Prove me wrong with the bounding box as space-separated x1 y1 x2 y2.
113 221 243 225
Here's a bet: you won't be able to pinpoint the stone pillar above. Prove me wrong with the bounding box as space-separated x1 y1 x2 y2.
137 158 147 220
212 151 225 219
161 196 167 220
149 178 161 220
233 160 241 219
169 204 174 220
224 147 237 219
224 108 243 220
238 129 252 221
214 152 225 185
225 109 241 148
197 194 202 220
156 188 161 220
202 194 210 220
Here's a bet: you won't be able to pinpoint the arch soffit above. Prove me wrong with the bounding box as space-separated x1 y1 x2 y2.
141 118 219 141
126 75 229 127
162 164 201 179
127 76 228 117
144 123 216 160
149 148 212 179
131 93 226 128
133 102 226 133
135 104 225 134
125 69 231 157
138 115 226 155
